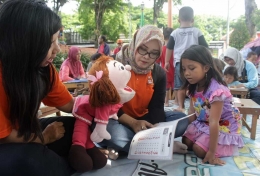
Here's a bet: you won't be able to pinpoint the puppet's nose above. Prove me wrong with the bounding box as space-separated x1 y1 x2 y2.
125 65 131 71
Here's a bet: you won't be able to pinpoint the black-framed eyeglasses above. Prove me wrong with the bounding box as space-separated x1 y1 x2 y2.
137 47 160 59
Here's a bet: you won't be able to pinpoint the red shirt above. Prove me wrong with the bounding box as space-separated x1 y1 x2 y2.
98 44 105 54
156 46 174 83
113 47 121 55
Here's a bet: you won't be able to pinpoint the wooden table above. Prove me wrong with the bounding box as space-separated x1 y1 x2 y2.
63 81 89 90
235 99 260 140
230 88 249 98
38 106 61 118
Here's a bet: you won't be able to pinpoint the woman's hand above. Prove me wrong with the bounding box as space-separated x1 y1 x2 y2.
130 119 154 133
202 151 225 166
42 121 65 144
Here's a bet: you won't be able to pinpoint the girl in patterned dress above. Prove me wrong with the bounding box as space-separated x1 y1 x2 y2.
181 45 244 166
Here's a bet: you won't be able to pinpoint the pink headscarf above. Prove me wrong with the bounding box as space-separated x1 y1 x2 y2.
61 46 81 78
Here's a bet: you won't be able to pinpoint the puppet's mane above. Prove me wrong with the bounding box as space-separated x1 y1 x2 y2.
88 56 120 107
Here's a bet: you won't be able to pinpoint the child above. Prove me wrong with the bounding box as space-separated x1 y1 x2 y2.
246 51 258 68
156 27 175 106
165 6 208 111
223 66 242 88
181 45 244 165
113 39 123 55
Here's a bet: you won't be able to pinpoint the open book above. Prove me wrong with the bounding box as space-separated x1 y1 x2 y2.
232 97 241 106
128 114 194 160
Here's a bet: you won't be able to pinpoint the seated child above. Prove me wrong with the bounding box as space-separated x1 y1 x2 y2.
246 51 258 68
181 45 244 166
223 66 244 88
247 51 258 64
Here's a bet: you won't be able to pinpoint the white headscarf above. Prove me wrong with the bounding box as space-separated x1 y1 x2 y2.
116 25 164 74
224 47 244 77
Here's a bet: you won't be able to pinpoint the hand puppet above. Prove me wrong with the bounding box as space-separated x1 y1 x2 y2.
69 55 135 172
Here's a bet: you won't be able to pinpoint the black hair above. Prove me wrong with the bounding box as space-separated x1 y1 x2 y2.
91 53 102 61
180 45 226 96
100 35 107 42
213 58 226 75
163 27 173 40
224 66 238 81
179 6 194 21
247 51 257 58
0 0 62 142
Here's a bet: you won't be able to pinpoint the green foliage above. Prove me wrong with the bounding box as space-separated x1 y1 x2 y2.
80 53 91 70
153 0 181 25
53 52 67 71
252 9 260 31
59 0 252 48
60 13 81 32
194 15 227 43
129 5 146 30
229 17 251 50
78 0 128 42
101 10 128 40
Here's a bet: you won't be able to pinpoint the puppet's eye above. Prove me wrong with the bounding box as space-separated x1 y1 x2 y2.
118 65 125 70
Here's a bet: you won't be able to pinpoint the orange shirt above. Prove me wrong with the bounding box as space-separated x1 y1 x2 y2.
122 70 154 118
0 65 72 138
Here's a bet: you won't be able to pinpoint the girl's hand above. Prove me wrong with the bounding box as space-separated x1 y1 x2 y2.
42 121 65 144
130 120 154 133
202 151 225 166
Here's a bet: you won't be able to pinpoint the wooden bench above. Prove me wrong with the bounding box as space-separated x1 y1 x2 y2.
230 88 249 99
38 106 61 118
63 81 89 90
235 99 260 140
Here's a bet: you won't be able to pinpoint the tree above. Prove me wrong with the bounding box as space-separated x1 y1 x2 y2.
48 0 68 14
229 17 251 50
60 13 81 32
194 15 227 42
252 9 260 31
78 0 128 46
153 0 181 26
244 0 257 38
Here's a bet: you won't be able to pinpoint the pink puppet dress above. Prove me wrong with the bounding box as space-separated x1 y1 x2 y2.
72 96 122 149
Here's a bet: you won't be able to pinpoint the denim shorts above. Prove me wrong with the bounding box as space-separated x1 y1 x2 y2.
174 62 183 90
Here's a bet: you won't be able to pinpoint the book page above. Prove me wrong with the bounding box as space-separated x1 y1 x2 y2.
128 114 194 160
232 97 241 106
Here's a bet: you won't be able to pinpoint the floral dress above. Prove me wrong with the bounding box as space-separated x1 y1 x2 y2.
184 79 244 157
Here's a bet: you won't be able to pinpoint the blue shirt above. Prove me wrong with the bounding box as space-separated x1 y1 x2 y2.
241 60 258 89
228 81 241 87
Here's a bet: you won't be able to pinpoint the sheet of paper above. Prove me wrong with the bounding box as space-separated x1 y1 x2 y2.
128 113 195 160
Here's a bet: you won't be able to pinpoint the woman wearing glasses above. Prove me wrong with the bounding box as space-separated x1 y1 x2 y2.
100 25 188 155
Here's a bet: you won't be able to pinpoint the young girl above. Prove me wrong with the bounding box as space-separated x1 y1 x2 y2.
181 45 244 166
223 66 242 88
